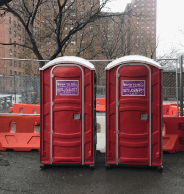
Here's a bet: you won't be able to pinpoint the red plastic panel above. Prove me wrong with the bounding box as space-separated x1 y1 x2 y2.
0 115 40 151
9 103 40 114
40 64 95 165
163 103 172 115
96 98 105 112
106 64 162 167
163 116 184 153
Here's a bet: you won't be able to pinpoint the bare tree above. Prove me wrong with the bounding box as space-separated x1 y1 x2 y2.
0 0 134 67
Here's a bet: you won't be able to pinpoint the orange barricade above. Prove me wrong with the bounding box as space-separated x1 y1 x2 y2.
163 116 184 153
9 103 40 114
163 103 172 115
169 106 178 116
0 115 40 151
96 98 105 112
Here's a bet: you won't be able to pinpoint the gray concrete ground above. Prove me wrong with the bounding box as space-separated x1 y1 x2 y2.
0 150 184 194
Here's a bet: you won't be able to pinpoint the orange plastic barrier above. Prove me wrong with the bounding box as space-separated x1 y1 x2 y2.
0 115 40 151
163 116 184 153
96 98 105 112
9 104 40 114
163 103 172 115
169 106 178 116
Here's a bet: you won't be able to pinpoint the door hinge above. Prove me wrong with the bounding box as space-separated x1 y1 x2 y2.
117 159 119 164
51 102 54 106
51 74 54 78
51 158 53 163
117 102 120 106
117 130 120 134
117 73 120 78
51 130 54 134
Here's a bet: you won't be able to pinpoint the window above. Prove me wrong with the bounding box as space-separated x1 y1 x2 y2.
80 12 84 15
71 5 76 10
147 4 150 6
65 12 68 16
10 70 12 76
17 24 21 31
147 8 150 10
10 60 12 66
152 31 154 34
46 20 49 24
14 71 17 75
13 21 16 27
54 6 57 9
19 72 21 76
10 49 12 56
147 31 150 33
147 27 150 29
90 33 93 37
19 62 21 67
70 12 76 16
89 25 93 30
9 28 11 34
14 41 16 47
14 31 16 37
46 5 51 10
46 41 51 45
14 61 17 67
70 0 75 2
9 38 11 43
18 34 21 40
70 27 74 30
82 40 84 44
14 51 16 57
71 41 76 45
65 27 68 31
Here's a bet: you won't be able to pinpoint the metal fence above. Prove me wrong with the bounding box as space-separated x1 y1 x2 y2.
0 57 182 115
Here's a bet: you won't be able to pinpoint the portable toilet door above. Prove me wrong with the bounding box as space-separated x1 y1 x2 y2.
40 56 96 168
105 55 163 170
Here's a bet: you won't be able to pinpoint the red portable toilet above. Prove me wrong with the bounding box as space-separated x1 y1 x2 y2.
105 55 163 170
39 56 96 168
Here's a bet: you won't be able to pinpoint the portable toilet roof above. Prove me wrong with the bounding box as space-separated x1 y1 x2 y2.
39 56 95 71
105 55 163 70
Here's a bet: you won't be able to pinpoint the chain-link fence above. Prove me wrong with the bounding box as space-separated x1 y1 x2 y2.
0 57 182 115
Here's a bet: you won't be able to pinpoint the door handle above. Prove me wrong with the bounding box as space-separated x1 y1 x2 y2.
74 114 81 120
140 114 148 120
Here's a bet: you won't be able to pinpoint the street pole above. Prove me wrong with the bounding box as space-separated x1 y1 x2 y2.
179 55 183 116
14 74 16 103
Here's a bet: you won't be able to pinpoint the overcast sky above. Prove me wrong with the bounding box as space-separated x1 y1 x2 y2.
104 0 184 57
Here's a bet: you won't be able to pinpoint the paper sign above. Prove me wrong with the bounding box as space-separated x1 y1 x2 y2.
122 80 145 96
56 80 79 95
